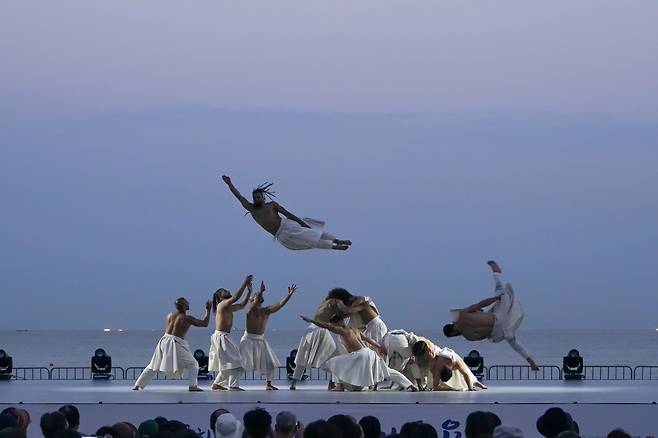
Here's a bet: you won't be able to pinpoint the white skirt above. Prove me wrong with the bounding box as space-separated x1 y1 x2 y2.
239 332 281 372
363 316 388 345
145 334 196 378
209 330 243 371
275 218 325 250
490 283 524 342
325 348 390 387
294 325 337 369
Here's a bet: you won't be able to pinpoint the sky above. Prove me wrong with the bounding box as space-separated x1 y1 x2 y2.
1 1 657 330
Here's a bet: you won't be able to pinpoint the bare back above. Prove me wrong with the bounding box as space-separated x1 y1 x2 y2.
351 297 379 327
250 203 282 235
245 307 270 335
455 311 494 341
314 298 347 323
339 327 368 353
215 301 236 333
166 311 193 339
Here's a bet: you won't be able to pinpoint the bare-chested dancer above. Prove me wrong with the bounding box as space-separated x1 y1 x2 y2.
222 175 351 250
240 281 297 390
209 274 253 391
412 340 487 391
300 314 417 392
133 297 211 391
443 260 539 370
327 288 388 345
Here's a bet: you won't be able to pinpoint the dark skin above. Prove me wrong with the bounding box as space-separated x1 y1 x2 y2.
221 175 351 249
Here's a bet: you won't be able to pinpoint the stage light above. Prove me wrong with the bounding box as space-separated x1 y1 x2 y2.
563 349 584 380
0 349 12 380
91 348 112 380
463 350 485 379
194 349 211 380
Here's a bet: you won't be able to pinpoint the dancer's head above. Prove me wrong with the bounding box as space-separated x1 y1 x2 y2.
443 324 460 338
327 288 355 305
212 288 232 311
175 297 190 312
330 313 349 326
252 182 276 208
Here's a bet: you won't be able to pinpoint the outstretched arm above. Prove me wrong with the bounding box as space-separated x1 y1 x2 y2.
359 332 387 356
464 296 500 313
232 281 254 311
222 175 254 212
274 203 310 228
226 275 253 306
300 316 345 335
188 301 212 327
267 284 297 314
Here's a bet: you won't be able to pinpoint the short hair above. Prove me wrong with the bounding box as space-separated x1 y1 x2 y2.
443 324 457 337
112 422 138 438
0 414 18 431
58 405 80 430
410 424 438 438
153 417 168 429
358 417 381 438
440 367 453 382
55 430 82 438
304 421 338 438
330 313 348 324
174 297 187 311
275 412 297 435
607 429 631 438
465 411 497 438
243 408 272 438
326 288 354 304
95 426 118 438
40 412 68 438
556 433 579 438
210 409 229 435
161 421 186 434
400 421 422 438
411 341 427 357
327 415 362 438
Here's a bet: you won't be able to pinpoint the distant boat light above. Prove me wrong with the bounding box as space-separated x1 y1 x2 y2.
103 328 111 332
118 329 124 332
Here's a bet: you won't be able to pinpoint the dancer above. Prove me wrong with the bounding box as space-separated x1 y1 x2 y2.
443 260 539 370
221 175 351 250
209 274 253 391
382 329 425 389
240 281 297 390
133 298 211 391
412 341 487 391
300 314 417 392
327 288 388 345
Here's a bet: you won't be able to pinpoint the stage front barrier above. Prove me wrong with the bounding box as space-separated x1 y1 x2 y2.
49 367 125 380
583 365 633 380
487 365 562 380
12 368 51 380
124 366 330 382
634 365 658 380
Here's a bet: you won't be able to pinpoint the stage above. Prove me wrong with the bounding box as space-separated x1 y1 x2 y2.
2 380 657 436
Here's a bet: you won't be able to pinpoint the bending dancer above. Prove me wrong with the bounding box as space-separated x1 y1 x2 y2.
300 314 417 392
382 329 426 390
222 175 351 250
209 274 253 391
443 260 539 370
412 341 487 391
133 297 211 391
240 281 297 390
327 288 388 345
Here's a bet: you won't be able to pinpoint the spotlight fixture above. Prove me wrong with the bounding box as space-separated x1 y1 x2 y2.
91 348 112 380
563 348 584 380
0 349 12 381
463 350 485 379
194 349 211 380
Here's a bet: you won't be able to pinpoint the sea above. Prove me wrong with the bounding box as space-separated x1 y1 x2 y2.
1 329 657 368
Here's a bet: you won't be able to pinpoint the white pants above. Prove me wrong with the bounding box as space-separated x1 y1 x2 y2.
213 368 243 388
135 363 198 388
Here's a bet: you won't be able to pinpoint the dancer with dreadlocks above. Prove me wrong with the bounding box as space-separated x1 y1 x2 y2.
221 175 352 250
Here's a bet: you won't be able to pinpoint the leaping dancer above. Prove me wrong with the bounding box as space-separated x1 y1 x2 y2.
442 260 540 370
221 175 352 251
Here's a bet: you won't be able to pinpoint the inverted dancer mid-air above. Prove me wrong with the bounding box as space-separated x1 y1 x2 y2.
442 260 540 370
221 175 352 251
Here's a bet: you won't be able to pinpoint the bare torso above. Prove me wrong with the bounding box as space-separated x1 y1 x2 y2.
455 311 494 341
339 327 368 353
353 297 379 326
215 302 236 333
314 298 347 323
245 307 270 335
250 203 282 235
166 312 192 338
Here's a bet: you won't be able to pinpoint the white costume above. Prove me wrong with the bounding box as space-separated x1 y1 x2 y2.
134 334 198 388
349 297 388 345
292 324 337 380
209 330 243 388
488 273 531 360
383 330 422 380
325 347 414 389
275 218 335 250
434 347 481 391
239 332 281 381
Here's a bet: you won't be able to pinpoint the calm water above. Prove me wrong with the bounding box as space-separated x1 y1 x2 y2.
1 329 657 368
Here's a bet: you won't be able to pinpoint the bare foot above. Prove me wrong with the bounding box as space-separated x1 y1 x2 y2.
475 382 488 390
327 381 336 391
335 239 352 246
487 260 501 273
132 386 141 391
333 244 349 251
289 384 297 390
189 386 204 392
406 386 418 392
266 383 279 391
212 384 228 391
229 387 245 391
330 386 345 392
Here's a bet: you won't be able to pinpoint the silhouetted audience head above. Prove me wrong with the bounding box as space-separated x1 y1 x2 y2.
0 415 18 432
465 411 499 438
275 412 297 437
607 430 631 438
400 422 422 438
555 432 579 438
58 405 80 431
327 415 362 438
536 408 577 438
410 424 438 438
304 420 338 438
40 412 68 438
96 426 118 438
0 429 26 438
358 417 381 438
214 413 242 438
138 420 159 438
210 410 229 437
493 426 524 438
243 409 272 438
55 429 82 438
112 422 138 438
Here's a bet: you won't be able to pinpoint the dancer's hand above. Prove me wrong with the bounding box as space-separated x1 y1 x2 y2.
299 220 311 228
244 274 253 287
205 300 212 311
300 315 312 323
487 260 501 273
259 281 266 294
222 175 231 184
528 358 540 371
288 284 297 296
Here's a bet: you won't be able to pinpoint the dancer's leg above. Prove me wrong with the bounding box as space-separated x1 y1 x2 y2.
266 367 278 390
387 368 416 391
133 368 156 390
228 368 244 390
186 362 200 390
212 370 229 390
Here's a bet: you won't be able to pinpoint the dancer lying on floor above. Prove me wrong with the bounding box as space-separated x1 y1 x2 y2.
412 340 487 391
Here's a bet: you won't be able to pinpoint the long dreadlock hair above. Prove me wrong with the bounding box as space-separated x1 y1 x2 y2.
252 182 276 201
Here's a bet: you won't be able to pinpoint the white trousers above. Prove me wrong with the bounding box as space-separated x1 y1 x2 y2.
135 363 198 388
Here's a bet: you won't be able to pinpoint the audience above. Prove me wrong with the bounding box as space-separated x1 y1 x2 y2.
210 410 230 438
327 415 362 438
40 412 68 438
243 409 272 438
607 429 631 438
304 420 338 438
493 426 524 438
358 417 381 438
58 406 81 432
214 413 242 438
137 420 159 438
536 408 578 438
275 412 299 438
465 411 499 438
409 424 437 438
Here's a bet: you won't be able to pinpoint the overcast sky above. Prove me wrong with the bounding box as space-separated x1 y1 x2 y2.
1 1 657 330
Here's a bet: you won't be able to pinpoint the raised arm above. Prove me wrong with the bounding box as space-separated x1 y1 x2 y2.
464 296 501 313
274 202 310 228
226 275 253 306
359 332 387 357
300 315 345 335
222 175 254 212
232 279 254 311
188 300 212 327
267 284 297 314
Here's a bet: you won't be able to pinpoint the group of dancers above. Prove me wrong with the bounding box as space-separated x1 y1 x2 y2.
132 177 539 392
